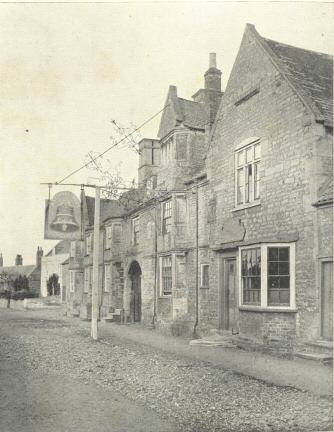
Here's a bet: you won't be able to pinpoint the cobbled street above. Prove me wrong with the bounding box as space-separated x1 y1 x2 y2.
0 308 332 432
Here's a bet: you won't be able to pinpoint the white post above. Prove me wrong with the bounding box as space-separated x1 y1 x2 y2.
91 186 100 340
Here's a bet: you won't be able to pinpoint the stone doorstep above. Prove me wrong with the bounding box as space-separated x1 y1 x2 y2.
189 339 235 348
304 339 333 353
294 351 333 363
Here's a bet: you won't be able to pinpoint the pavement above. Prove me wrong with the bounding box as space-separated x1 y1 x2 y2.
97 320 333 397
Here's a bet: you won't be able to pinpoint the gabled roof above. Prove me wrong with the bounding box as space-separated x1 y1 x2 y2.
85 196 125 225
158 86 207 139
178 98 207 130
46 240 71 257
247 24 333 127
314 174 333 206
0 265 36 278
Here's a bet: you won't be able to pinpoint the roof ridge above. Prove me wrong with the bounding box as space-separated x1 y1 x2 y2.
264 37 333 59
247 24 325 122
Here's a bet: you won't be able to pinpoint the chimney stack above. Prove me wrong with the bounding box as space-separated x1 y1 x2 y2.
36 246 43 267
209 52 217 68
205 52 222 92
0 253 3 267
15 254 23 266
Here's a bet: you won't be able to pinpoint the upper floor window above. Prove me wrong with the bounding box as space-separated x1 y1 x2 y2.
240 243 295 309
105 226 112 249
105 223 122 249
113 223 122 244
132 217 140 245
70 241 76 258
235 140 260 206
86 233 93 255
162 200 172 234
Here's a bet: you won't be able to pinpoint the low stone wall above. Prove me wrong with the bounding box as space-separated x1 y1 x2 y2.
0 298 61 310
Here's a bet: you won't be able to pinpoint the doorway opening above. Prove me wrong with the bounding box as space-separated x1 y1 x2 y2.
128 261 142 322
219 256 239 333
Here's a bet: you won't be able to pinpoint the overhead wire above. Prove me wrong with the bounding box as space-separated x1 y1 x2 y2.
56 104 169 184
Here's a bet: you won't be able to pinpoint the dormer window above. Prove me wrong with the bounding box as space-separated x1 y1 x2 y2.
161 137 174 164
175 134 188 160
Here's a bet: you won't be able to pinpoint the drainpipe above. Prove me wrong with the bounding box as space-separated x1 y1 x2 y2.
152 204 158 325
192 184 199 339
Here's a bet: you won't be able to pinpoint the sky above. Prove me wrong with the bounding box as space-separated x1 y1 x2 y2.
0 1 333 266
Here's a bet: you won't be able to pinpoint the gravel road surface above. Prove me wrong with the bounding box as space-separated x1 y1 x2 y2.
0 308 332 432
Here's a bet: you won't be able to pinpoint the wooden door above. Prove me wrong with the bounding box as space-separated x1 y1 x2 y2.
321 261 333 340
131 275 141 322
220 258 238 332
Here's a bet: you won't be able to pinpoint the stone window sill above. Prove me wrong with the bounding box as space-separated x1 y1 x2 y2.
200 285 209 290
232 201 261 212
239 306 297 313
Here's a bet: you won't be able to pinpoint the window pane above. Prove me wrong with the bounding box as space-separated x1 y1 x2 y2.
279 262 289 275
237 169 244 204
251 276 261 289
268 262 279 275
246 147 253 163
242 248 261 305
280 276 290 289
242 251 247 276
245 165 252 202
280 290 290 304
268 248 278 261
267 246 291 306
268 290 280 304
237 151 244 167
254 162 260 200
268 277 280 288
279 248 289 261
254 143 261 159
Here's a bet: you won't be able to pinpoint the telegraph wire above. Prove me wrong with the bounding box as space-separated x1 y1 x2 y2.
56 104 169 185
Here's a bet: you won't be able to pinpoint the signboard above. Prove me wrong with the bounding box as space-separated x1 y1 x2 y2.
44 191 83 240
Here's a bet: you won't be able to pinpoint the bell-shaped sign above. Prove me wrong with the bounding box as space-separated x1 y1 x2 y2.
44 191 82 240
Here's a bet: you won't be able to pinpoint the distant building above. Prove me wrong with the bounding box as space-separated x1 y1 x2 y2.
40 241 70 297
0 247 43 295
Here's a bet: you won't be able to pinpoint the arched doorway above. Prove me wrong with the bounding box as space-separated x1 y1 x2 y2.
128 261 142 322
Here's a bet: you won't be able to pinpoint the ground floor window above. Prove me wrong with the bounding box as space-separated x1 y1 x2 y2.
104 264 111 293
200 264 209 288
69 271 76 293
84 267 90 293
160 255 172 296
240 243 295 308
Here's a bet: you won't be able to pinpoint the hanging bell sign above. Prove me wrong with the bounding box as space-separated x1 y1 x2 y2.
44 191 82 240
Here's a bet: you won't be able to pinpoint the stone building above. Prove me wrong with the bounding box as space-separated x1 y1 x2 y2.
40 240 70 297
65 24 333 354
0 247 43 295
202 24 333 354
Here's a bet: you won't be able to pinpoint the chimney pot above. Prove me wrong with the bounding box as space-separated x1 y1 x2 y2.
209 53 217 69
